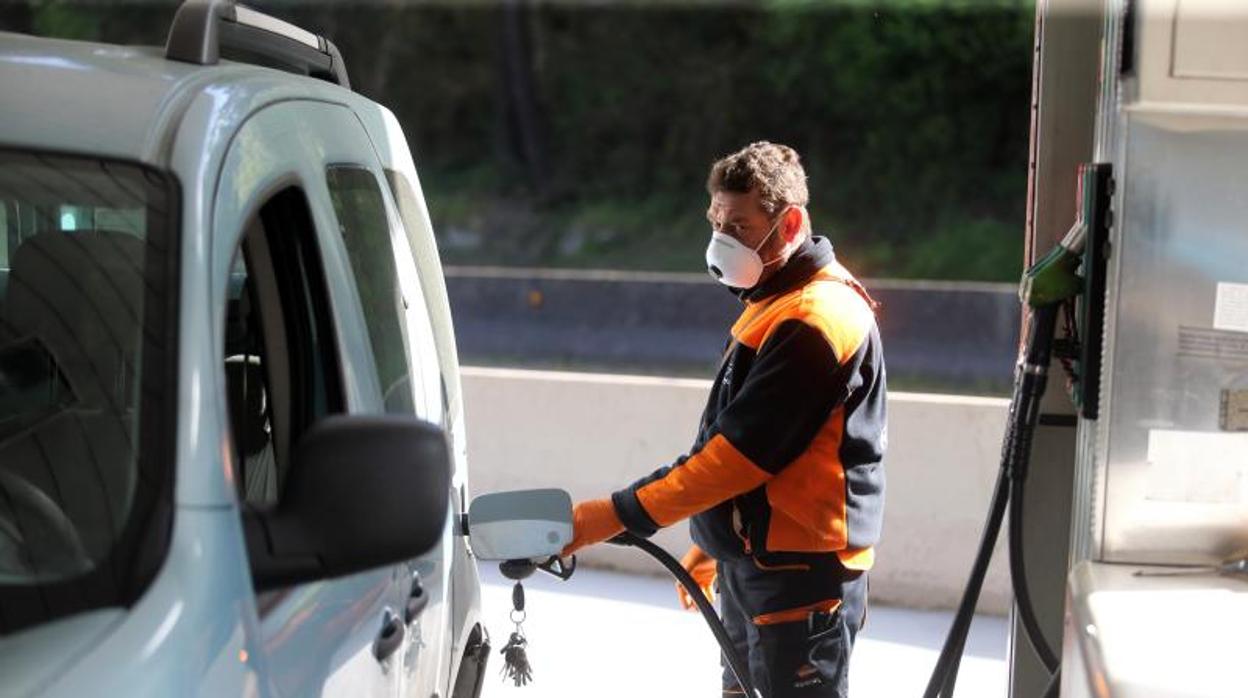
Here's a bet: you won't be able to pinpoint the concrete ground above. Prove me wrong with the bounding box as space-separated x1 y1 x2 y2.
478 566 1008 698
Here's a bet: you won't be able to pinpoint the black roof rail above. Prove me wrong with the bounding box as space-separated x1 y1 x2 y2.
165 0 350 90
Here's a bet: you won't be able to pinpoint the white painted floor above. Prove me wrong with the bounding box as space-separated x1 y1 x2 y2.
478 566 1008 698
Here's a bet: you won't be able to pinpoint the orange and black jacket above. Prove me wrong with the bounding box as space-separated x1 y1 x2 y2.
612 236 886 570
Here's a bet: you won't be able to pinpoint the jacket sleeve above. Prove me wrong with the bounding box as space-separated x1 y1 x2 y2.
612 318 856 537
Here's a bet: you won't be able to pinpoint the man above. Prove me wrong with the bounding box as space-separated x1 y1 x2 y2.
563 141 886 697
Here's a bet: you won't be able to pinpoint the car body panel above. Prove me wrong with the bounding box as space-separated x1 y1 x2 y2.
353 108 483 694
211 98 406 697
36 508 257 697
342 108 460 698
0 33 197 162
0 609 125 696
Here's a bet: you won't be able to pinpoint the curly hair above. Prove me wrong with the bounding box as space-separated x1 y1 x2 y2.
706 141 809 216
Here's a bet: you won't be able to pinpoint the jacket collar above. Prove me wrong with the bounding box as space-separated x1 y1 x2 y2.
737 235 837 303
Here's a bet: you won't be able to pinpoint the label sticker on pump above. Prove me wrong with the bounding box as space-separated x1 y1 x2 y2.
1222 390 1248 431
1213 282 1248 334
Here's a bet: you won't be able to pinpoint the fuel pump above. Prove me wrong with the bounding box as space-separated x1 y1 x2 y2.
924 164 1112 698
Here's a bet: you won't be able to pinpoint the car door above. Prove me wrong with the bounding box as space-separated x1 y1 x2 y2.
213 99 411 698
362 111 481 698
322 142 454 698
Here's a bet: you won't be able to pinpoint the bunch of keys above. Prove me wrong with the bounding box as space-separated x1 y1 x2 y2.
499 580 532 686
496 556 576 688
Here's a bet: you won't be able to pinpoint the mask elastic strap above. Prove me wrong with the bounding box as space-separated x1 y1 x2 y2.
756 207 794 266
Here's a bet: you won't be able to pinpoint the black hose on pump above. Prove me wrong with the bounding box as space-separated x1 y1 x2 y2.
1004 304 1061 674
922 468 1011 698
1008 477 1061 673
924 304 1063 697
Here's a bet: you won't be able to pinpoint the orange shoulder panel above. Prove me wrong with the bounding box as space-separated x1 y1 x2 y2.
760 278 876 363
731 291 803 350
732 266 876 360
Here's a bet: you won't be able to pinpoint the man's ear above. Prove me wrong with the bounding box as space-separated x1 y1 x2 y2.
781 207 804 242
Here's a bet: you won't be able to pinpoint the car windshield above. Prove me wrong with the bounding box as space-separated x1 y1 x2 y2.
0 149 176 635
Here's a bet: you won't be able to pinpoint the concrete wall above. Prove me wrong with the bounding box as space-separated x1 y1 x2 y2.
462 365 1013 615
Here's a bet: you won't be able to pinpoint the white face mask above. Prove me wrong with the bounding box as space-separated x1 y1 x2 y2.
705 209 789 289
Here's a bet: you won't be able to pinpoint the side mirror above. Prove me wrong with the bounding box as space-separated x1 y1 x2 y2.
243 415 450 591
468 489 573 561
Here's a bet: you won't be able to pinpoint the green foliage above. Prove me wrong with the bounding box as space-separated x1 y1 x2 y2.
898 218 1023 281
20 1 175 44
401 2 1036 280
14 0 1036 281
31 2 98 40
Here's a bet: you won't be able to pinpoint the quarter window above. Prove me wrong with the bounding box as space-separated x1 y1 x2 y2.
326 166 415 415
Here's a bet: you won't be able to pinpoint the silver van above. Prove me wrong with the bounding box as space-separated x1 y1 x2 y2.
0 3 490 696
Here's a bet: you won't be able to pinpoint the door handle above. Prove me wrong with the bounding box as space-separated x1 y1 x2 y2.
405 572 429 623
373 609 405 662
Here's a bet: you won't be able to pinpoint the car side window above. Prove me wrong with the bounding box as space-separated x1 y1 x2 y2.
325 166 416 415
383 168 451 425
224 187 343 509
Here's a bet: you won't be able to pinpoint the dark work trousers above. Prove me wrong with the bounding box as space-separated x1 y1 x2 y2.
717 556 867 698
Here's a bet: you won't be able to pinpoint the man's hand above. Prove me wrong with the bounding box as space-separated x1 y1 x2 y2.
561 498 624 557
677 544 717 610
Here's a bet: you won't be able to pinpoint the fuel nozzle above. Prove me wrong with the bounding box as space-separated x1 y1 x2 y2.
498 555 577 582
1020 218 1086 308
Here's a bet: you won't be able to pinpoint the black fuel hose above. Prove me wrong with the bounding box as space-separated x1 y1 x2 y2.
923 304 1062 697
922 469 1010 698
608 532 761 698
1004 304 1061 674
1041 667 1062 698
1008 476 1060 673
